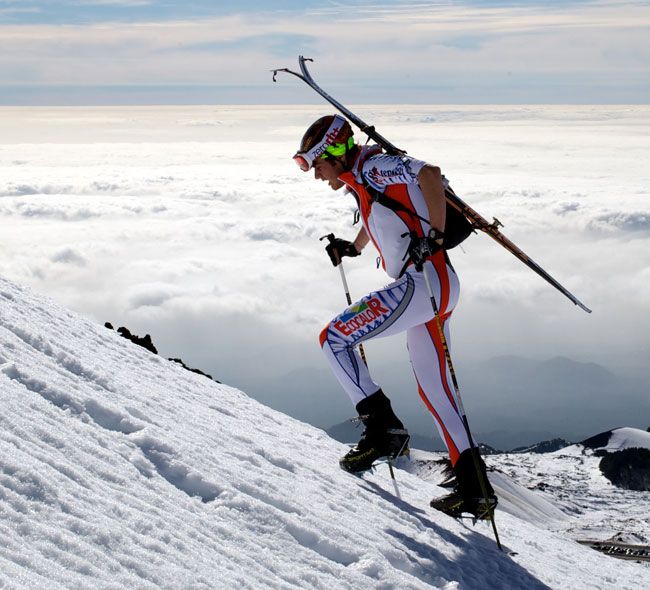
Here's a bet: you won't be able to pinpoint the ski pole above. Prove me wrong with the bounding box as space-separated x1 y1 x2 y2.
320 235 405 486
320 234 368 366
320 235 406 484
420 260 503 551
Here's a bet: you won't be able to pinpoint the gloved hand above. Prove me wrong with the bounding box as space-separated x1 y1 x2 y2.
325 238 360 267
405 230 444 271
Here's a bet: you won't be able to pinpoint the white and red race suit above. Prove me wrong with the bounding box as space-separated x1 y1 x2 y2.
319 146 471 466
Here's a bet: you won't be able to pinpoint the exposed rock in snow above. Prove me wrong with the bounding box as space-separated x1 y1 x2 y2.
577 428 650 491
104 321 219 382
599 448 650 491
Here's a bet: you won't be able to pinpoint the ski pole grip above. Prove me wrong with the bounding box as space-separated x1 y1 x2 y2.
320 233 342 266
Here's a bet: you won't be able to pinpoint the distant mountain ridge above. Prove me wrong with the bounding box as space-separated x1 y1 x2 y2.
456 355 649 449
510 438 572 454
328 423 572 455
243 354 648 451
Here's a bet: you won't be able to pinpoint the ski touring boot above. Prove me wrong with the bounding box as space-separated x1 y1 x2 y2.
430 448 497 521
339 389 410 473
429 492 497 521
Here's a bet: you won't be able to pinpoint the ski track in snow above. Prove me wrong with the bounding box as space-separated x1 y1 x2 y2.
0 276 648 589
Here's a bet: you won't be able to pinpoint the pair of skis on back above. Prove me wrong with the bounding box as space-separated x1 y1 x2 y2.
273 56 592 315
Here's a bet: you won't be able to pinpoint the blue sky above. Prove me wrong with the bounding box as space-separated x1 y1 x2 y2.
1 0 649 104
0 1 594 23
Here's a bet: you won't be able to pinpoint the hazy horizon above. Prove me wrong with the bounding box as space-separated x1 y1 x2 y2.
2 92 649 108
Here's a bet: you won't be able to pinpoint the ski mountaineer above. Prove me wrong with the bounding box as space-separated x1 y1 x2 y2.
293 114 497 519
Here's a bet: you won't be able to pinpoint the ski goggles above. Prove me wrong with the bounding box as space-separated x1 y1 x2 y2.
293 115 351 172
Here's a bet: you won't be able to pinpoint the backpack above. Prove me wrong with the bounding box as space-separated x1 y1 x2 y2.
362 180 475 250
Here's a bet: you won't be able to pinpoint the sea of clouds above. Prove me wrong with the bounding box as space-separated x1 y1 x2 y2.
1 105 648 432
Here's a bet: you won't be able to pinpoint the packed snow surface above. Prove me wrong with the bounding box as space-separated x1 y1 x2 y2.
495 445 650 544
1 275 648 589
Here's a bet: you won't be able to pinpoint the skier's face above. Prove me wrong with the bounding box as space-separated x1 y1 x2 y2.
314 158 345 190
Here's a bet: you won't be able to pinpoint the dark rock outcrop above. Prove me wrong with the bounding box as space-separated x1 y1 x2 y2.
105 322 219 383
599 448 650 492
168 358 215 381
116 326 158 355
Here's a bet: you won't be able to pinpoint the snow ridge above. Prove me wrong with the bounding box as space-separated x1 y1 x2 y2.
0 276 647 589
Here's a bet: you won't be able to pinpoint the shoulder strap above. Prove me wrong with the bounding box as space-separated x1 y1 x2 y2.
359 177 430 278
357 153 431 225
361 177 431 227
361 175 476 254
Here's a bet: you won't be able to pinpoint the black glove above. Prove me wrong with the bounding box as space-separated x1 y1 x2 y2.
405 230 444 271
325 238 360 267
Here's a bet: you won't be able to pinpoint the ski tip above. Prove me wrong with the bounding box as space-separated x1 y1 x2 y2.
576 301 592 314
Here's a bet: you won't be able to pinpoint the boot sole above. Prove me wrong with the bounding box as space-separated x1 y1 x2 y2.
430 497 497 521
340 446 410 474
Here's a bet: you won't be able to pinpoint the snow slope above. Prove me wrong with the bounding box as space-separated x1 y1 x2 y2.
494 447 650 545
587 427 650 452
0 275 648 589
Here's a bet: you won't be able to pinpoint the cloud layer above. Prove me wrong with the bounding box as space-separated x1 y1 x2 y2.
0 104 648 433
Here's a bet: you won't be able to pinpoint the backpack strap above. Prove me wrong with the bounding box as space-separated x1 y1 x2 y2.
360 176 475 276
363 181 432 227
359 176 438 277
